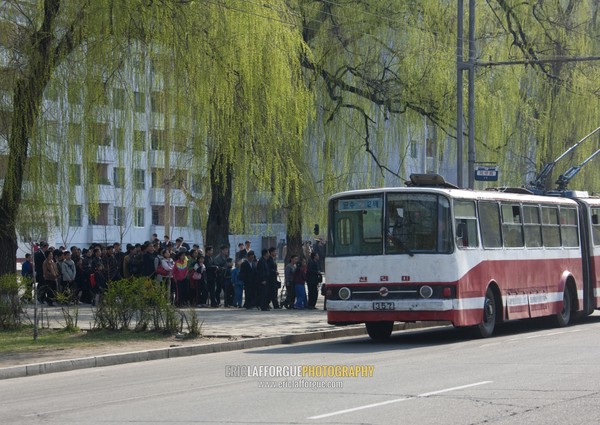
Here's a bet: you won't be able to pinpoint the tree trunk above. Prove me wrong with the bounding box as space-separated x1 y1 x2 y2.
284 181 303 263
285 224 303 264
205 156 233 249
0 0 73 275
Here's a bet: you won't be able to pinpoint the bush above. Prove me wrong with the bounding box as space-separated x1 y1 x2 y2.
93 277 179 333
0 274 25 330
55 290 79 332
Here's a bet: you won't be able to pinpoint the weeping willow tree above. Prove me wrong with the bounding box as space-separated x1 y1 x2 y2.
294 0 600 220
475 0 600 191
0 0 312 274
290 0 458 245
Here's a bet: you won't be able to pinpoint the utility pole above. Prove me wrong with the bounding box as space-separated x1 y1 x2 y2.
457 0 476 189
456 0 464 188
467 0 476 189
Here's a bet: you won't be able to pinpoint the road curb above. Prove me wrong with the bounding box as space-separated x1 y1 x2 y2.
0 322 449 380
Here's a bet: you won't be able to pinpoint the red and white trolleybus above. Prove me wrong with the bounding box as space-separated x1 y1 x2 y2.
324 174 600 339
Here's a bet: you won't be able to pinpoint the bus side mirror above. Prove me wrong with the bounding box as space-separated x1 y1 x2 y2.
313 224 320 235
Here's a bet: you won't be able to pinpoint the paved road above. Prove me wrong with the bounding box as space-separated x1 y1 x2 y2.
2 315 600 424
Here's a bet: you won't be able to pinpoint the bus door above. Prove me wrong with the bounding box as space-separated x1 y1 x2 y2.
579 201 600 314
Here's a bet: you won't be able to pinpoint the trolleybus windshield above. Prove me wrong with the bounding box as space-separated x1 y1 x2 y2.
329 192 452 256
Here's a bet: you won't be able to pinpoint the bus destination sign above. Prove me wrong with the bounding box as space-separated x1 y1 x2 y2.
338 198 381 211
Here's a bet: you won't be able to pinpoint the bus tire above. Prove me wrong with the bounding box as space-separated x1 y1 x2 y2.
475 288 496 338
553 287 572 328
366 321 394 341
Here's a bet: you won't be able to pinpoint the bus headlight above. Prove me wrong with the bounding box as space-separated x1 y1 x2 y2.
419 285 433 299
339 287 351 300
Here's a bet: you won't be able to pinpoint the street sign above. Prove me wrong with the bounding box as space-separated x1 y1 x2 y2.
475 165 498 181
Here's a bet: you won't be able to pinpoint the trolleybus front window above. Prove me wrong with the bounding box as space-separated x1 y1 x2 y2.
331 196 383 256
386 193 452 254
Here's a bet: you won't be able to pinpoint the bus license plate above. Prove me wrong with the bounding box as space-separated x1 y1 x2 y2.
373 302 395 311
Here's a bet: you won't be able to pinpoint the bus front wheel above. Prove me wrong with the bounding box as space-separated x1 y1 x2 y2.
475 288 496 338
366 321 394 341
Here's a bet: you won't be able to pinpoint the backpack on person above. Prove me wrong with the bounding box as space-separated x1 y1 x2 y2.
156 262 169 276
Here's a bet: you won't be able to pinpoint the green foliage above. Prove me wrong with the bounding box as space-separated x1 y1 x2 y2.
181 309 202 338
0 274 25 330
93 277 179 333
54 290 79 331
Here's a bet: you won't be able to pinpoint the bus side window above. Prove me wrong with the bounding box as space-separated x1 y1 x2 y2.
592 210 600 246
453 200 478 249
479 201 502 248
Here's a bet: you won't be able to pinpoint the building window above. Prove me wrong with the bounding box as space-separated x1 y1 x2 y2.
115 127 125 148
173 130 188 152
89 163 110 185
90 122 111 146
44 120 59 141
45 83 60 101
133 130 146 151
89 203 109 226
410 140 418 159
151 91 164 113
426 137 435 158
67 84 82 105
114 206 125 226
151 168 163 188
89 80 108 105
174 207 188 226
67 123 82 145
70 164 81 186
134 208 145 227
172 169 187 188
151 129 164 150
113 88 126 110
151 206 164 226
191 174 202 193
113 167 125 188
134 91 145 112
69 205 82 227
134 169 145 190
46 161 58 184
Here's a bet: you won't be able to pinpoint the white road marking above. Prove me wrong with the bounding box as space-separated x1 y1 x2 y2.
308 381 493 420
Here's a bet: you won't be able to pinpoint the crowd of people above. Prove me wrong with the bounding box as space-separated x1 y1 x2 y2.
20 234 325 311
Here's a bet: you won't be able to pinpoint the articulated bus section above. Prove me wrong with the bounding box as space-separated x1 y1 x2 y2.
325 179 600 340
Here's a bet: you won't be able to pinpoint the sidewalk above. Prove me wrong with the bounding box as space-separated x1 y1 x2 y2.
0 298 447 380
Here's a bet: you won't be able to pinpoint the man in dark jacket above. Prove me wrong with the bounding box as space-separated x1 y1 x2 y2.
306 252 322 309
204 246 220 307
34 242 49 303
256 249 271 311
240 251 257 309
140 243 157 277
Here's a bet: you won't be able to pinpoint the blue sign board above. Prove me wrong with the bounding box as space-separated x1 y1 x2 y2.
475 165 498 181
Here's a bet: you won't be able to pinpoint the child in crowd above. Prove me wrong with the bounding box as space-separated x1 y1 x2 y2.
293 259 307 309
